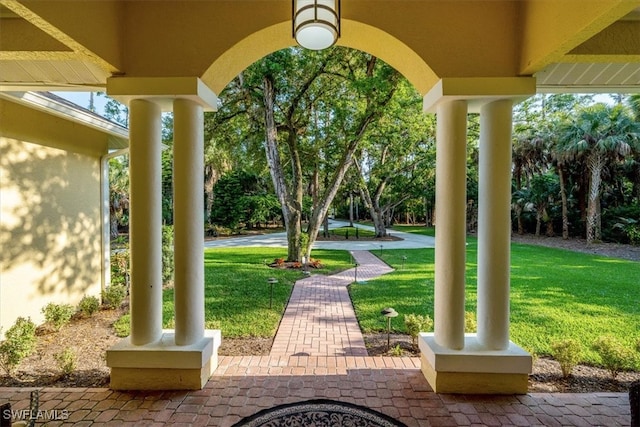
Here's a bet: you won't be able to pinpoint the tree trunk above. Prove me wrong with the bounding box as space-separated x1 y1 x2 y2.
596 196 602 241
356 171 387 237
424 197 432 227
515 204 524 235
349 193 354 227
303 72 399 258
558 162 569 239
323 214 329 237
586 153 604 244
369 202 387 237
535 211 542 237
633 162 640 204
263 75 302 261
204 164 217 225
355 197 359 220
544 206 554 237
304 145 358 257
110 214 120 240
578 171 588 224
286 211 302 262
263 76 289 226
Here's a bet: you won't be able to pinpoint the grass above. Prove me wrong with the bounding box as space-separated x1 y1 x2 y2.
350 225 640 369
161 247 351 338
151 223 639 370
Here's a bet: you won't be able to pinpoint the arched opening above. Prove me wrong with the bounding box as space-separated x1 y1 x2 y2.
202 20 439 97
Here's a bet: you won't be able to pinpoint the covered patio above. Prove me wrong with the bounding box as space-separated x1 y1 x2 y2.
0 366 631 426
1 0 639 407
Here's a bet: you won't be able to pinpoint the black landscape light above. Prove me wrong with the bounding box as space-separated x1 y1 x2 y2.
267 277 278 309
381 307 398 350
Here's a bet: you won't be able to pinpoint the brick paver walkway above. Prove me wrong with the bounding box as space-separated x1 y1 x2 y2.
270 250 392 357
0 251 632 426
0 364 630 426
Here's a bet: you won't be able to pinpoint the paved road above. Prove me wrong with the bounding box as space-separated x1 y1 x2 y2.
203 220 435 250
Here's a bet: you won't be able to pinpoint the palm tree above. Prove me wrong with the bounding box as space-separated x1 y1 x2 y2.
511 187 532 235
512 129 552 235
109 157 130 239
529 173 560 237
628 94 640 121
558 104 640 243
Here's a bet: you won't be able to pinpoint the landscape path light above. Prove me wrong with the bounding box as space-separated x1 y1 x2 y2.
381 307 398 350
267 277 278 309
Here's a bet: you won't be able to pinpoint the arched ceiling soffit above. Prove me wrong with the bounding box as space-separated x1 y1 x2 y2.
201 20 439 96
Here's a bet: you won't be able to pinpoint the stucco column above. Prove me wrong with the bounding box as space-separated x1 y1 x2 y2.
477 99 513 350
434 100 468 350
173 98 205 346
129 99 163 346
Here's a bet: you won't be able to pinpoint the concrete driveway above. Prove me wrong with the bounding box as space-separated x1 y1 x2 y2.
203 220 435 250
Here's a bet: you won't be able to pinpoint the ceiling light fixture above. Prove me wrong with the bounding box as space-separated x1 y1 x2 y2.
293 0 341 50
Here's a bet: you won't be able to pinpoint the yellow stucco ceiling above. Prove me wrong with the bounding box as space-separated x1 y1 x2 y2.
0 0 638 96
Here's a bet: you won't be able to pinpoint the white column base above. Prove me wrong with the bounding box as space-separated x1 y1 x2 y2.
107 329 221 390
419 333 532 394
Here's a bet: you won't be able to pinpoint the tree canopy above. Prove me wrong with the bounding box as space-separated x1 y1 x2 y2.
103 51 640 251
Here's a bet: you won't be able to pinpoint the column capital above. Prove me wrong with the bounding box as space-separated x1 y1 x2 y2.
107 77 218 112
423 77 536 114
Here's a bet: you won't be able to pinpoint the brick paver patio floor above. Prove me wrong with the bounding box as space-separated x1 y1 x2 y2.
0 251 631 426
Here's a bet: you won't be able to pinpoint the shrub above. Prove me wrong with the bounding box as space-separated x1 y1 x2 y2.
164 316 175 329
102 284 127 309
162 225 174 285
55 348 76 376
593 335 634 379
636 338 640 353
602 204 640 243
0 317 37 375
113 314 130 338
550 339 583 378
111 246 130 288
404 313 433 345
464 311 477 333
390 344 403 356
308 258 323 268
42 303 75 331
77 295 100 317
205 224 232 237
613 217 640 245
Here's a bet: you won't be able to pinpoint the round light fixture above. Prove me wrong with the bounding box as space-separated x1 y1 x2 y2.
293 0 340 50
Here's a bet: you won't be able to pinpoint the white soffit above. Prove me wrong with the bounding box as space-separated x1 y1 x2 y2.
0 59 108 89
535 62 640 94
0 91 128 149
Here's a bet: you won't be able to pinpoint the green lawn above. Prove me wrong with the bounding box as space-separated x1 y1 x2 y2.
156 224 639 369
350 227 640 368
162 247 351 337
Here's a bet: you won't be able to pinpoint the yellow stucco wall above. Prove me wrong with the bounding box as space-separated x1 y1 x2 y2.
0 135 102 338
